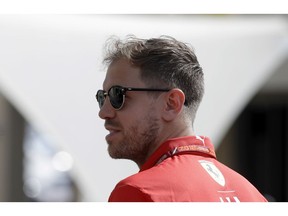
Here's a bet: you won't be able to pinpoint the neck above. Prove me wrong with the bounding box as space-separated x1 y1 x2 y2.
135 125 194 169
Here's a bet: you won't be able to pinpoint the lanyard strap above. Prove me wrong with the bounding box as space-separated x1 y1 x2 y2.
155 144 216 165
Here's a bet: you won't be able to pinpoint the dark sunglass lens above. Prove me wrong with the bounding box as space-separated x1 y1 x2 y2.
109 86 124 109
96 90 105 108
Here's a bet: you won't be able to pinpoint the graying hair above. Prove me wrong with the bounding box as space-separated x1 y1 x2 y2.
103 35 204 124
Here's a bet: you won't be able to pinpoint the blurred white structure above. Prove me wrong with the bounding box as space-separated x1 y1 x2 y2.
0 15 287 201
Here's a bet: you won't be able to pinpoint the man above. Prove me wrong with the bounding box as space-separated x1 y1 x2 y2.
96 35 267 202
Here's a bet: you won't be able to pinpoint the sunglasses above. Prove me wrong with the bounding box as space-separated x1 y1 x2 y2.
96 85 171 110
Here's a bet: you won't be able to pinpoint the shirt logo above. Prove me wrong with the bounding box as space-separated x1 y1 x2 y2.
195 135 205 145
199 160 225 187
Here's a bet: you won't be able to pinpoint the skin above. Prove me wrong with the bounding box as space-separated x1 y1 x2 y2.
98 58 194 168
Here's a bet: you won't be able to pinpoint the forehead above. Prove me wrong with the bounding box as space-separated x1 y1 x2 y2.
103 58 145 89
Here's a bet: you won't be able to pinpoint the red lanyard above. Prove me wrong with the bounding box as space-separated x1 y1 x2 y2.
155 144 216 165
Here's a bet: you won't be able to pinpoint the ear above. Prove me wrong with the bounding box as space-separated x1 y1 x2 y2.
161 88 186 121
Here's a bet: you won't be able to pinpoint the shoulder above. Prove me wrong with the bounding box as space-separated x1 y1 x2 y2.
108 165 170 202
108 176 153 202
108 157 195 202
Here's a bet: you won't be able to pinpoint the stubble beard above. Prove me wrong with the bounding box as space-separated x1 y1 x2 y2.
107 113 160 166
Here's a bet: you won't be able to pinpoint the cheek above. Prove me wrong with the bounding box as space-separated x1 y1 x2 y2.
118 110 150 135
119 97 161 125
120 110 144 126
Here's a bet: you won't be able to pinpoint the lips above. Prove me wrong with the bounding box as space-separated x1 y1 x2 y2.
104 126 121 142
106 131 121 143
107 128 120 135
104 121 122 141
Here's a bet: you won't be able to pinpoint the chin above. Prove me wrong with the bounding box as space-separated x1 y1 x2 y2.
108 145 122 159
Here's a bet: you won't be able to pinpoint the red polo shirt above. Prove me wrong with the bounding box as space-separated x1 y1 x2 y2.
108 136 267 202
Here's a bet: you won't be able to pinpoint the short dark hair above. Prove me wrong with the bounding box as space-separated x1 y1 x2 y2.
103 35 204 124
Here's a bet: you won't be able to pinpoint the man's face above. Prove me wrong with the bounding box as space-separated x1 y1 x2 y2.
98 59 163 165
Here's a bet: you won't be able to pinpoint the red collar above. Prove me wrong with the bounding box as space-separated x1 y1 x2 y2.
140 136 216 172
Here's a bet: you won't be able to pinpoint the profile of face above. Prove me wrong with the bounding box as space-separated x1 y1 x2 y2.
98 59 164 166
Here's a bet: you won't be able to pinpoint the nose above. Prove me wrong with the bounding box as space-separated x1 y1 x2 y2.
98 97 116 120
